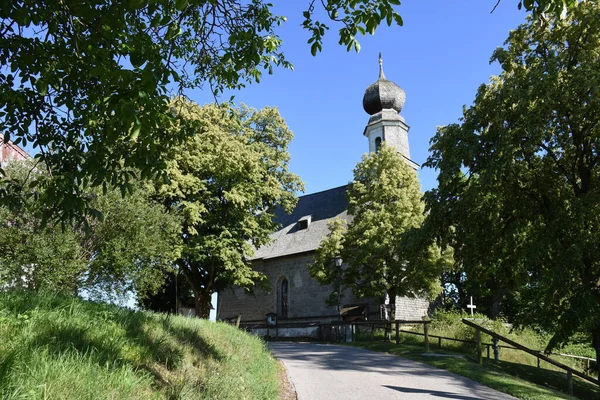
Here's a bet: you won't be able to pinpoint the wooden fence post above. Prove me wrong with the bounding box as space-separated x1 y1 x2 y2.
235 314 241 328
395 321 400 345
567 370 573 395
476 329 482 365
424 322 429 352
438 336 442 349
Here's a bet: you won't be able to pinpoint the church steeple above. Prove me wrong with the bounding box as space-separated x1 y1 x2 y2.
362 54 418 170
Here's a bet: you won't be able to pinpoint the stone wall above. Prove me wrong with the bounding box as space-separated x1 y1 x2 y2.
218 252 379 323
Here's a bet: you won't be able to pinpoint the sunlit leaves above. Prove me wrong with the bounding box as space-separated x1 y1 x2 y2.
312 145 444 309
424 1 600 358
302 0 403 55
154 99 303 317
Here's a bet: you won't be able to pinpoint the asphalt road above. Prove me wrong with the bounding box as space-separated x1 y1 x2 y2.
269 342 516 400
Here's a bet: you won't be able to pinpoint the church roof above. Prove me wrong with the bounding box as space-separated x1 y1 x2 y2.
252 185 350 261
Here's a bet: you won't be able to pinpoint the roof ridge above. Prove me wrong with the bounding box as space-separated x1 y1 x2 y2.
298 184 348 199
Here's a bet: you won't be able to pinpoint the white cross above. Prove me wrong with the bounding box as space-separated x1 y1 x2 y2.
467 296 476 316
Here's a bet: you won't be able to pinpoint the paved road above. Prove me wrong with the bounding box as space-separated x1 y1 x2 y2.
269 342 516 400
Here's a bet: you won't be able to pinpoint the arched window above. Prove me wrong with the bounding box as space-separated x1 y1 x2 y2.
375 137 382 152
278 278 289 318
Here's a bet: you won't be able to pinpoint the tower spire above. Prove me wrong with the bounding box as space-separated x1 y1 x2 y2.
378 52 385 79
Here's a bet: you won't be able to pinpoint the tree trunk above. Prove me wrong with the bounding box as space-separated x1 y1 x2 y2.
592 326 600 375
490 290 502 320
187 281 211 319
198 290 212 319
178 260 215 319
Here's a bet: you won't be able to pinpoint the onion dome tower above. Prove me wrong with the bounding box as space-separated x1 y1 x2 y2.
362 54 418 170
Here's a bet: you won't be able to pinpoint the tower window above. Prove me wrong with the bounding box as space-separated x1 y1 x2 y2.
375 137 382 152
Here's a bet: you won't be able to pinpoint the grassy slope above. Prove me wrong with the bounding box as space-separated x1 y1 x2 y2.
0 291 279 400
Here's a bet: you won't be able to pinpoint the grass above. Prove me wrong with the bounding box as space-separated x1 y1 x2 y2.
0 291 281 399
418 310 597 374
349 310 600 399
349 340 600 400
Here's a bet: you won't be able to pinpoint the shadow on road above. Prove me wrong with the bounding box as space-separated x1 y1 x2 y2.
384 385 481 400
269 342 512 399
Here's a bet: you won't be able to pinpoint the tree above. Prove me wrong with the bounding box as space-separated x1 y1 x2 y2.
154 99 302 318
139 269 196 314
311 145 445 318
0 0 406 221
0 0 581 221
0 160 180 299
81 184 181 301
424 2 600 371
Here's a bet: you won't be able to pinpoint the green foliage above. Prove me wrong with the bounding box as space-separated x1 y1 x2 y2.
155 99 302 317
0 206 85 294
0 0 406 222
1 0 577 222
0 291 280 399
311 145 446 310
424 1 600 365
82 185 181 300
0 161 180 299
302 0 403 54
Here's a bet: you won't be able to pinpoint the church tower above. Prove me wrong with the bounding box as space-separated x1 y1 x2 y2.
362 54 418 170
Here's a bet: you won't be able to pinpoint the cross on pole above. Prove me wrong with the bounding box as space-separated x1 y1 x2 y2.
467 296 476 316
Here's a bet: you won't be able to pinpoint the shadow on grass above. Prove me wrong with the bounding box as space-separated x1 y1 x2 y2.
482 358 600 400
352 340 600 399
24 306 220 377
159 318 224 362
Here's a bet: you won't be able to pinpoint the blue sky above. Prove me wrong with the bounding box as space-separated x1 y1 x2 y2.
189 1 528 195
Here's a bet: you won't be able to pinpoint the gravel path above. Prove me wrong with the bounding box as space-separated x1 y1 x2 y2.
269 342 516 400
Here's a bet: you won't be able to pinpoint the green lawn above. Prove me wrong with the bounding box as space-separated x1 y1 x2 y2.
0 291 280 399
348 340 600 400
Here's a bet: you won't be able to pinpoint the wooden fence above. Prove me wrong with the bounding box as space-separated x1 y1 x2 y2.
228 315 596 393
462 318 599 395
336 320 432 351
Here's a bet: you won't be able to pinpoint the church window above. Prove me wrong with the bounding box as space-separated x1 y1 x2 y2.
375 137 382 152
279 278 289 317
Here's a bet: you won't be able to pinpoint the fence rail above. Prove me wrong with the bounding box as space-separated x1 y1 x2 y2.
462 318 599 394
229 315 597 390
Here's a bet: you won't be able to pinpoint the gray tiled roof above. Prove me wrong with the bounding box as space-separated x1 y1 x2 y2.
252 185 350 260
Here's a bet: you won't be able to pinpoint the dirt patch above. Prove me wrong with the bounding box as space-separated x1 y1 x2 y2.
277 360 297 400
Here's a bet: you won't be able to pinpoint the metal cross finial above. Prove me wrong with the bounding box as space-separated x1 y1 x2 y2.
378 52 385 79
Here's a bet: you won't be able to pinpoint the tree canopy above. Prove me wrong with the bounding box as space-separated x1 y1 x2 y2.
154 99 302 318
0 160 180 300
424 1 600 370
0 0 585 221
0 0 405 221
311 145 445 315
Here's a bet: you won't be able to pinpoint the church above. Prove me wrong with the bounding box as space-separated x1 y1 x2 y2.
217 58 429 326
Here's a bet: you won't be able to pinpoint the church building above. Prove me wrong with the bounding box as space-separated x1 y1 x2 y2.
217 58 429 325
